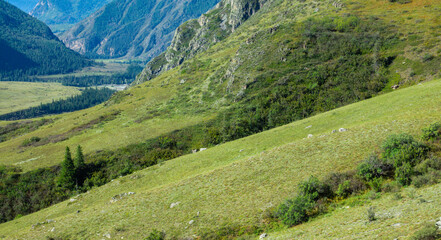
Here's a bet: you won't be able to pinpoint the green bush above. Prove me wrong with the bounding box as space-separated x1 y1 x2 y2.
145 230 165 240
336 180 352 198
414 157 441 174
367 206 376 222
276 195 316 226
421 123 441 141
381 134 428 168
395 162 414 186
411 223 440 240
412 170 441 188
298 176 332 201
357 155 393 181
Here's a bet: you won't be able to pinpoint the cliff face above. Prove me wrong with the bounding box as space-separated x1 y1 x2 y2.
60 0 220 60
133 0 267 85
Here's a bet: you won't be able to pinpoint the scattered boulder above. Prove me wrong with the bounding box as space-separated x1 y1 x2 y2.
110 192 136 203
260 233 267 239
200 148 207 151
339 128 347 132
50 227 55 232
189 220 194 225
170 202 181 208
307 134 313 138
192 149 197 153
239 149 244 152
436 217 441 229
103 233 111 239
305 125 312 129
392 85 399 90
331 130 337 134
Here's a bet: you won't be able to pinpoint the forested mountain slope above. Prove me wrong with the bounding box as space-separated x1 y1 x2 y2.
4 0 38 13
0 1 91 79
60 0 220 60
30 0 112 33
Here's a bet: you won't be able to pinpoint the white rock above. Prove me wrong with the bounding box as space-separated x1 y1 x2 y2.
128 192 135 195
103 233 111 239
305 125 312 129
50 227 55 232
331 130 337 133
170 202 181 208
307 134 313 138
189 220 194 225
200 148 207 151
69 198 76 202
260 233 267 239
339 128 347 132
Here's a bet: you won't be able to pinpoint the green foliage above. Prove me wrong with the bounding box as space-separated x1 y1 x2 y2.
0 1 90 78
411 223 440 240
395 162 413 186
357 155 393 181
298 176 332 201
145 230 165 240
367 206 376 222
421 122 441 141
336 180 353 198
276 194 316 226
21 136 41 147
57 147 75 189
412 169 441 188
381 134 428 168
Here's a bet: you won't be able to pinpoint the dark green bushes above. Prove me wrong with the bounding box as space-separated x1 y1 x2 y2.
382 133 428 168
276 123 441 227
421 123 441 141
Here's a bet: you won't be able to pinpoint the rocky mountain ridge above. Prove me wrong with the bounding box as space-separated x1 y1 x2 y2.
134 0 268 85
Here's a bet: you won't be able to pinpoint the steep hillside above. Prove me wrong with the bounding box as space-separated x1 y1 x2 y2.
30 0 112 33
0 1 91 78
1 0 440 173
1 76 441 239
60 0 220 60
5 0 39 13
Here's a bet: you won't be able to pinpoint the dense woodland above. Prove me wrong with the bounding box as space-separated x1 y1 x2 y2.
0 1 91 79
0 88 115 120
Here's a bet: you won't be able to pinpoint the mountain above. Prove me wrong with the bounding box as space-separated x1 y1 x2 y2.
134 0 268 84
60 0 220 61
0 0 91 78
30 0 112 33
4 0 39 13
1 0 441 238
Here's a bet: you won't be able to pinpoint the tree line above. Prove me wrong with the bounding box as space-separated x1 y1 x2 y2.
0 88 115 121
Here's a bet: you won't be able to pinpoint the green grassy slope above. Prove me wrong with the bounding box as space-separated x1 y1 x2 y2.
2 0 440 173
1 78 440 239
0 82 80 115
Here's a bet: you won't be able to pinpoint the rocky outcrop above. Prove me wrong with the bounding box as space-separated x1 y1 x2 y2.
133 0 268 85
61 0 220 60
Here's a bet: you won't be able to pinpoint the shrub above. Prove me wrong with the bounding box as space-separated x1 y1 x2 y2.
395 162 413 186
336 180 352 198
357 155 393 181
414 157 441 174
145 230 165 240
276 195 316 226
324 171 367 196
368 178 383 192
298 176 332 201
421 122 441 141
367 206 376 222
412 170 441 188
382 181 401 193
411 223 440 240
381 134 428 168
21 136 41 147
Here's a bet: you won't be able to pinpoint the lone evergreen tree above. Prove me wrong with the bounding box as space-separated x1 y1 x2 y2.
57 146 75 189
74 145 85 169
74 145 85 185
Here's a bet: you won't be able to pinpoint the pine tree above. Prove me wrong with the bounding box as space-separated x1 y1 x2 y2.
74 145 85 169
57 146 75 189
